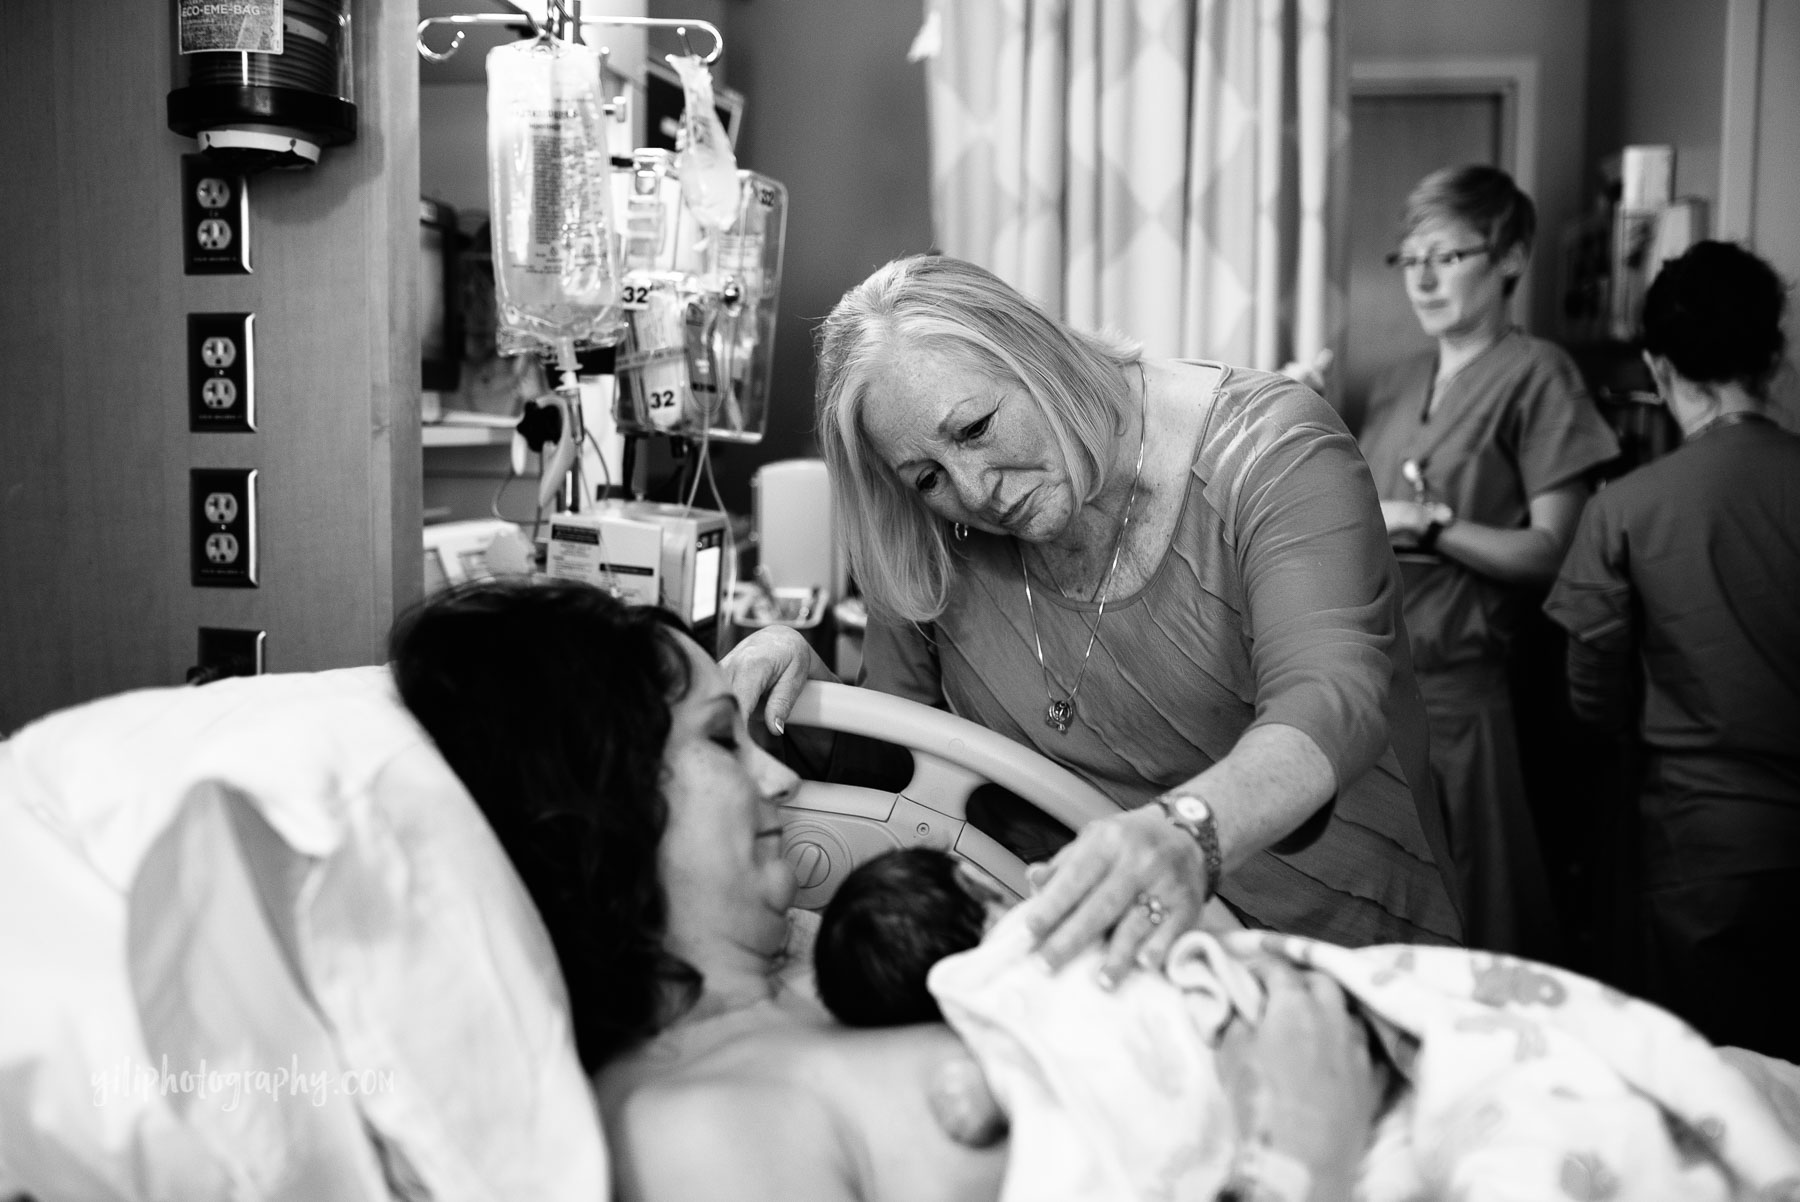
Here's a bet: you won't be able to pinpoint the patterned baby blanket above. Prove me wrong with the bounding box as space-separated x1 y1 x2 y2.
928 905 1800 1201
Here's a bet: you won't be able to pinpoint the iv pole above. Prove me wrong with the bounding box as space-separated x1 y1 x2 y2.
416 6 725 66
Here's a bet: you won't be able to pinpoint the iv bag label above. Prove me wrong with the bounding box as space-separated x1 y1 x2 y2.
179 1 285 55
518 113 607 280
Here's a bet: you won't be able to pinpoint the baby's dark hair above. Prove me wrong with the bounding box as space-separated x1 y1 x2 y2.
814 847 990 1027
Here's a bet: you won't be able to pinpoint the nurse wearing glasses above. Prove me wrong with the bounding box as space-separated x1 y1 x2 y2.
1357 164 1618 959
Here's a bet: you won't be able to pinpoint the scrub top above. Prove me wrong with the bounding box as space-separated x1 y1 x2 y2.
1545 415 1800 820
1359 329 1619 673
1544 414 1800 1060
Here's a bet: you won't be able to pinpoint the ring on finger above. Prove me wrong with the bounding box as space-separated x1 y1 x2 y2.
1135 891 1168 927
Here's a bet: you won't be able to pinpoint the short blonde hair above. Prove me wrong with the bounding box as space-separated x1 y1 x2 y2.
1403 164 1536 296
815 255 1141 623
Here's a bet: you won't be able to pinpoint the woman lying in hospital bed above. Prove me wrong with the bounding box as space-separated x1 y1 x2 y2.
816 847 1800 1201
393 580 1800 1202
388 579 1374 1201
4 576 1798 1200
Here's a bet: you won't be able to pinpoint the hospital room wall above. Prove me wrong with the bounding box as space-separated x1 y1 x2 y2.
429 0 1749 519
1354 0 1799 354
0 7 422 735
674 0 1598 490
690 0 1793 449
1749 0 1800 361
1348 0 1592 339
1584 0 1800 374
417 0 931 520
649 0 934 516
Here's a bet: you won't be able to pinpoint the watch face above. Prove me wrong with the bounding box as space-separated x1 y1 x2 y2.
1172 794 1212 825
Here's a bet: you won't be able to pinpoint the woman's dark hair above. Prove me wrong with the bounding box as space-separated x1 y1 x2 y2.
1641 240 1790 394
388 578 701 1071
814 847 990 1027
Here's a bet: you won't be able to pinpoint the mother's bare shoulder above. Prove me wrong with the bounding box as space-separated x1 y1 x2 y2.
600 1016 1005 1202
607 1070 855 1202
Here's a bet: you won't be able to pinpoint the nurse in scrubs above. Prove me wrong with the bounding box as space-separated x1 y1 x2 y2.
1357 165 1618 957
1545 241 1800 1061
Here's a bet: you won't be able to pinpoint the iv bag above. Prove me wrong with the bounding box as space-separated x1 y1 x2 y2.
667 54 739 233
486 37 624 362
614 171 786 446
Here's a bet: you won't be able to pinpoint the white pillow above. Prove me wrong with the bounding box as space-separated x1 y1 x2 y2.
0 667 608 1202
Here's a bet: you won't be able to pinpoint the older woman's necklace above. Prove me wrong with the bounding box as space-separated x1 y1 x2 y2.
1019 401 1148 734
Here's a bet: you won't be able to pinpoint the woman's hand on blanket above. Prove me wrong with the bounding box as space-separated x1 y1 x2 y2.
1218 960 1384 1201
1022 805 1210 986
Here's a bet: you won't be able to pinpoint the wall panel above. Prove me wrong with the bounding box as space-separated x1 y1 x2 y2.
0 4 420 733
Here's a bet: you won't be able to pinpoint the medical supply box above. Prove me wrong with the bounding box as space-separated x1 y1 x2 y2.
544 501 729 644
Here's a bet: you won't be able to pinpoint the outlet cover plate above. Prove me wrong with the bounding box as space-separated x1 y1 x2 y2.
191 467 258 587
182 154 250 275
188 312 255 432
196 627 266 679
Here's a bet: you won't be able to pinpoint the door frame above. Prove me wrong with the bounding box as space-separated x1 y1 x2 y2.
1349 56 1540 325
1719 0 1762 240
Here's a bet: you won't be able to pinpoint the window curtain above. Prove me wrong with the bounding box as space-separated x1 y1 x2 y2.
920 0 1345 373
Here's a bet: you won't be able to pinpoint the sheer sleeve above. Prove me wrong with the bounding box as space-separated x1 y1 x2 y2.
1217 379 1403 792
858 612 946 706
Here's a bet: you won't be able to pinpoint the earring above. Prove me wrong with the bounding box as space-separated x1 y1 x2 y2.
952 523 969 542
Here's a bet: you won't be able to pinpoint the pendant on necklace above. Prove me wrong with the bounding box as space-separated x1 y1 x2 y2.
1045 697 1075 733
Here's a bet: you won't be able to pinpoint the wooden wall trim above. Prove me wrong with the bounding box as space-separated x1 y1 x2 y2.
1719 0 1763 240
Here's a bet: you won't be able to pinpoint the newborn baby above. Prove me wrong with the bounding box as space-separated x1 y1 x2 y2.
814 848 1800 1202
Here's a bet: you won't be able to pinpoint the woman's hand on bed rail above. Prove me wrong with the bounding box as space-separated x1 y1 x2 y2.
719 625 839 736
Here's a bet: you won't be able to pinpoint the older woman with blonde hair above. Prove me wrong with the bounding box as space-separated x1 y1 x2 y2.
725 253 1463 981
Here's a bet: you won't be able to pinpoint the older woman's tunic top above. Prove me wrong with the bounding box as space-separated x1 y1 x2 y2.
862 366 1463 947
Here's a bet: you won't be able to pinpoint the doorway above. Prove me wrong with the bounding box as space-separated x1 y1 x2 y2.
1342 59 1535 433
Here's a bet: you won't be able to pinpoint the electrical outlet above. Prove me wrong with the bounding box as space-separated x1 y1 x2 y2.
191 468 258 587
193 626 266 681
182 154 250 275
188 312 255 432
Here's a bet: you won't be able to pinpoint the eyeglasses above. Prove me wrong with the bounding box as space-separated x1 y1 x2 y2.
1384 245 1492 271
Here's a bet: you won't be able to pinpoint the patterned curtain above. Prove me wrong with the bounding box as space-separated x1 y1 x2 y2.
920 0 1346 373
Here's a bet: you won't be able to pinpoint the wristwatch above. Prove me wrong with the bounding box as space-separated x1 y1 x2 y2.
1155 791 1223 901
1416 501 1455 554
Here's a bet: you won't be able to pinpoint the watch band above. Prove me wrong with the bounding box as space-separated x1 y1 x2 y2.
1416 502 1454 554
1155 791 1222 901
